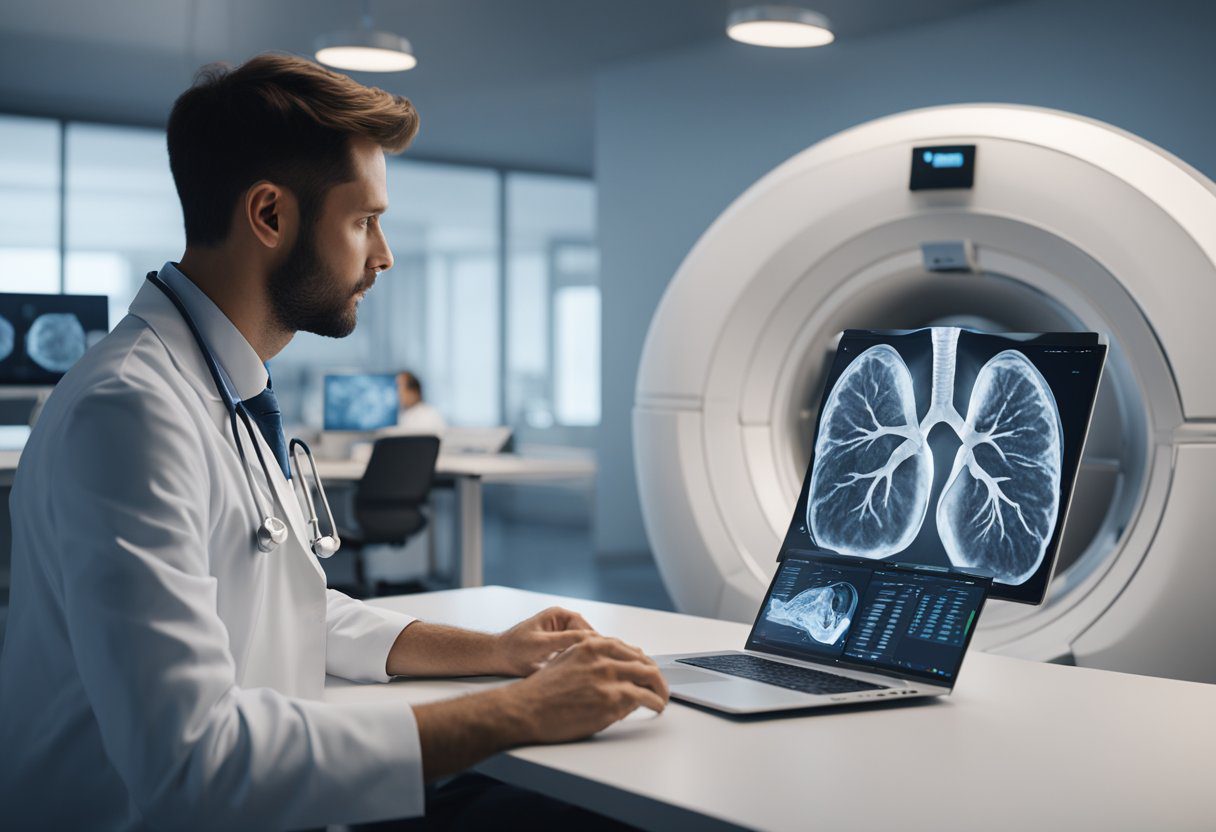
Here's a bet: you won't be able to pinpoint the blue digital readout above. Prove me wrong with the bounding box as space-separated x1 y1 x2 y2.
923 150 965 168
910 145 975 190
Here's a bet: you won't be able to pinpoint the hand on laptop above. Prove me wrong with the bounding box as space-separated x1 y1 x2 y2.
493 606 598 676
501 636 670 743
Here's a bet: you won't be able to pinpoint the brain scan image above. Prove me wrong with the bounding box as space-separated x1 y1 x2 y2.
798 327 1102 599
765 581 858 645
26 313 87 373
0 315 13 362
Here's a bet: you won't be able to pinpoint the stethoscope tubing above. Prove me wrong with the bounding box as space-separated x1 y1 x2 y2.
145 271 339 557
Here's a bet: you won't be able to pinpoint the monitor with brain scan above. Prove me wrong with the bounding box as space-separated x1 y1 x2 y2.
781 328 1106 605
0 293 109 386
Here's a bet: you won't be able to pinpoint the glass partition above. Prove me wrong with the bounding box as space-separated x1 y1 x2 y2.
0 115 61 294
505 173 599 446
63 123 184 325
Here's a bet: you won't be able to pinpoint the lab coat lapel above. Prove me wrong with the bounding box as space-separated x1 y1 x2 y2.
130 278 324 581
129 277 330 697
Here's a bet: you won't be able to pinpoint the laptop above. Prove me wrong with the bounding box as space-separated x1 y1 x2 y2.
656 552 990 714
654 327 1106 715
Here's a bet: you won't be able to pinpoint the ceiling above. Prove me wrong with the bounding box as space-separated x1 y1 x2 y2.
0 0 1022 174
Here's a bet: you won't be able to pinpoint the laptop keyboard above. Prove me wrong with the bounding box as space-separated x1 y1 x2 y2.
677 654 886 695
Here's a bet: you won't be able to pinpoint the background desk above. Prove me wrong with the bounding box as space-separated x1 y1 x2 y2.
315 454 595 588
327 586 1216 832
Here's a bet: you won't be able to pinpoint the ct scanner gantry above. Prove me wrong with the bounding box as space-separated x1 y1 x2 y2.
634 104 1216 683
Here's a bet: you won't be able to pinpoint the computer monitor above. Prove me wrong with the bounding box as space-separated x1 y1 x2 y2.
781 328 1106 605
0 293 108 386
323 374 399 431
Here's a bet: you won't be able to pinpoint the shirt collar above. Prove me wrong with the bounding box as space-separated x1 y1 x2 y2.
156 261 269 401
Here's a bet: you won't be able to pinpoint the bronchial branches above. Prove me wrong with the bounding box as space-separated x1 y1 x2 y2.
808 330 1064 586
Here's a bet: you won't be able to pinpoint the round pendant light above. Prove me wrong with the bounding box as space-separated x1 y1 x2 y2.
315 1 416 72
726 5 835 48
315 29 416 72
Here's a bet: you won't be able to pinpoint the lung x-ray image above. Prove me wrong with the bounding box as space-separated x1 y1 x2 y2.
790 328 1105 605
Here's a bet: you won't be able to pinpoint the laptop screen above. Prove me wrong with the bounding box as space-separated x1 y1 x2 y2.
746 551 991 685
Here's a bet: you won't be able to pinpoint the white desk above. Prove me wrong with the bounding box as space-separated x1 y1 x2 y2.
315 454 595 588
327 586 1216 832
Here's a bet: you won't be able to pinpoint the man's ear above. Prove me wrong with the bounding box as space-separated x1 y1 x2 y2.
245 181 292 249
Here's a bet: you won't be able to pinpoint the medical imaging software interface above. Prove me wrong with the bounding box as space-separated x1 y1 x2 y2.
749 554 988 682
783 328 1106 605
323 374 399 431
0 293 108 385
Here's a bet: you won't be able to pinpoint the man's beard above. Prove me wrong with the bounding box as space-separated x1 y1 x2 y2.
267 225 373 339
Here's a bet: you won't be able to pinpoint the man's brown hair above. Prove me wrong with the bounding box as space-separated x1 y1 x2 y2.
167 52 419 246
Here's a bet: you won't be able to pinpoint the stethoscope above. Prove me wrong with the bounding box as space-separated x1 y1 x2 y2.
145 271 341 559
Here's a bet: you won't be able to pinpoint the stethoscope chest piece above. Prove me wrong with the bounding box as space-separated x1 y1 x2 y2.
256 516 289 553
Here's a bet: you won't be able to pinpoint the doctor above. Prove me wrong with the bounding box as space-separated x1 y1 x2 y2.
0 54 667 829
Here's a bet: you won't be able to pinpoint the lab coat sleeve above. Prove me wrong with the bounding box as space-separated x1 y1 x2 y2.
52 377 426 830
325 589 417 682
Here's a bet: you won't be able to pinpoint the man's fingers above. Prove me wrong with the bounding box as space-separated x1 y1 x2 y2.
584 637 654 666
607 659 670 702
539 628 597 651
546 607 594 632
612 682 668 715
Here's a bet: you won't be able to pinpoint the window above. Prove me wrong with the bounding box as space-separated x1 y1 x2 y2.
0 115 61 293
0 114 600 449
63 123 185 327
505 173 599 443
272 160 501 428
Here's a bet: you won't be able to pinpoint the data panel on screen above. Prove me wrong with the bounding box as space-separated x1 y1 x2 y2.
748 554 989 683
781 328 1106 605
0 293 108 385
323 374 399 431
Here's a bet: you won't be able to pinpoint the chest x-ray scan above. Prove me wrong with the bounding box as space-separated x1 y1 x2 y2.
787 328 1105 605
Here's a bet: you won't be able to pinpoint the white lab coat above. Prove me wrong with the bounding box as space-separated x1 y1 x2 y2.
0 269 426 830
395 401 447 435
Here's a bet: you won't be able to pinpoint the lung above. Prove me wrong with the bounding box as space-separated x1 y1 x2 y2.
809 343 932 558
634 104 1216 683
938 350 1063 584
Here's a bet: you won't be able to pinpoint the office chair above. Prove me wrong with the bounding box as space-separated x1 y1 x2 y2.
336 434 441 598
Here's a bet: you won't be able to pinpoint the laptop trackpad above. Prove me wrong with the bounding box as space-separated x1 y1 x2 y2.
661 666 726 685
678 680 814 709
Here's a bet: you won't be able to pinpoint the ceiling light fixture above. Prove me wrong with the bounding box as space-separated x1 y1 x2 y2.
315 0 416 72
726 5 835 48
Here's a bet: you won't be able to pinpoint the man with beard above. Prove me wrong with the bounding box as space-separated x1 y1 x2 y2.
0 54 666 830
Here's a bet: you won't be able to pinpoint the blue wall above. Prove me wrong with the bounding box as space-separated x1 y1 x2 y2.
593 0 1216 555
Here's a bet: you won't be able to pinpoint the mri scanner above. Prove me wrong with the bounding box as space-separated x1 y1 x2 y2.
634 104 1216 684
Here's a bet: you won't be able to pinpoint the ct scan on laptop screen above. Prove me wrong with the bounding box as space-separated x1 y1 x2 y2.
747 552 991 684
778 328 1106 605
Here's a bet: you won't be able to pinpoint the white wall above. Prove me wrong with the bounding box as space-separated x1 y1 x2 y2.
594 0 1216 555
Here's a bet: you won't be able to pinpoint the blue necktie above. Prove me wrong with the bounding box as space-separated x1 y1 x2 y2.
241 382 291 480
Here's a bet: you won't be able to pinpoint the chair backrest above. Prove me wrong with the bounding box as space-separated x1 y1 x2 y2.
356 435 441 507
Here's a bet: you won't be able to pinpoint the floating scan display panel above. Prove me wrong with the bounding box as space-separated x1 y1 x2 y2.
784 328 1106 605
0 294 108 385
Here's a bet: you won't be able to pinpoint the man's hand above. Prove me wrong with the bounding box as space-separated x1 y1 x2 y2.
493 606 597 677
500 635 670 743
413 635 670 780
